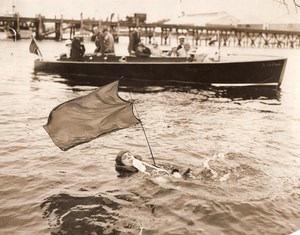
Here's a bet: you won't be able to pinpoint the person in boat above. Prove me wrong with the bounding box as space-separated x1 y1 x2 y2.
167 46 179 57
94 29 105 54
128 26 142 55
70 33 85 61
177 42 192 58
176 35 186 51
102 27 115 54
115 150 191 178
135 42 151 57
150 41 162 57
59 39 72 59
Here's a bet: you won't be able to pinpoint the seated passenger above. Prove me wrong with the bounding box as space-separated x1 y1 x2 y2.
167 47 179 57
59 39 72 59
150 41 162 57
94 29 104 54
177 35 186 51
177 42 192 58
70 33 85 61
135 42 151 57
102 27 115 54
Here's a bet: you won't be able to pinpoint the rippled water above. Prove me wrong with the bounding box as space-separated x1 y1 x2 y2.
0 39 300 235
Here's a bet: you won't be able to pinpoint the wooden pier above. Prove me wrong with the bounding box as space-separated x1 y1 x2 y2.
1 14 300 49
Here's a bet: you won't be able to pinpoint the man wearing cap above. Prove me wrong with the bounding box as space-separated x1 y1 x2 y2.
128 26 142 55
177 35 186 51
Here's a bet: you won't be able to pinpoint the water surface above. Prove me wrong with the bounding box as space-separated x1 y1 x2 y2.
0 39 300 234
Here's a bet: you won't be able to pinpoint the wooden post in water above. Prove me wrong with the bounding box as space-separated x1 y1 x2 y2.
115 19 120 43
54 15 63 41
69 24 73 39
34 15 40 40
35 14 44 40
59 15 63 41
55 22 60 41
80 13 83 34
16 13 20 40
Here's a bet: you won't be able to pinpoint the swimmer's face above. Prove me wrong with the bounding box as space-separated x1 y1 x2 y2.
121 152 135 166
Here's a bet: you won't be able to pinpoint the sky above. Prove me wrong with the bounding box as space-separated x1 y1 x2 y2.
0 0 297 22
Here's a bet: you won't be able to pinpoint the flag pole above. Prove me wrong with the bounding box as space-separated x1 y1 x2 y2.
129 92 157 166
32 35 43 59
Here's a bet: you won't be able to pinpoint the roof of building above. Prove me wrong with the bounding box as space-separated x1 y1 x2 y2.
165 11 239 26
238 15 264 25
268 13 300 24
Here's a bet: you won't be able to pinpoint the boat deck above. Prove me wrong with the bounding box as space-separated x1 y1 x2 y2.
59 53 285 64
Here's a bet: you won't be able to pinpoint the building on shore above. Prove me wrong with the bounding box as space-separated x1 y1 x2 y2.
268 13 300 32
237 15 265 30
165 11 239 28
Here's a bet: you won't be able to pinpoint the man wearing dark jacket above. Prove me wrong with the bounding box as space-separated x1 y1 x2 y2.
70 34 85 61
135 42 151 57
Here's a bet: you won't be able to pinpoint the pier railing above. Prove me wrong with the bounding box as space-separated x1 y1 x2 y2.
1 14 300 48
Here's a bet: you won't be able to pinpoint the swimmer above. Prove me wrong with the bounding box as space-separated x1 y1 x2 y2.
115 150 190 179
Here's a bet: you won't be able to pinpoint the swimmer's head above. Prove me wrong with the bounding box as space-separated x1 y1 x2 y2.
115 151 142 177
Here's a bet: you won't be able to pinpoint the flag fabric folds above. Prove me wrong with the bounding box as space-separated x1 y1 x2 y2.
29 37 42 57
44 81 140 151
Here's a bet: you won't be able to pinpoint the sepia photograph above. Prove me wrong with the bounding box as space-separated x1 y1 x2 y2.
0 0 300 234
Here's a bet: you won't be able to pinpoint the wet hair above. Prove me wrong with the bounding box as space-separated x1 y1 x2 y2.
115 151 142 177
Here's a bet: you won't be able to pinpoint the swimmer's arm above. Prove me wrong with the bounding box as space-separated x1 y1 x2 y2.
141 161 170 175
139 170 151 175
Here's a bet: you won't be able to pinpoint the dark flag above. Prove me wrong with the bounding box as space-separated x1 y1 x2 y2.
29 37 42 57
44 81 140 151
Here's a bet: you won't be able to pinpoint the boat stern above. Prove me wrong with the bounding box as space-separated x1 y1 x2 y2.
277 57 288 89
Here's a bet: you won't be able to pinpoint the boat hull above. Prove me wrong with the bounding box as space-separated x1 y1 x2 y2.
34 55 287 88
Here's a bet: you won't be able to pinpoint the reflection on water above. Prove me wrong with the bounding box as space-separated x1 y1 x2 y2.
33 72 282 101
41 193 121 235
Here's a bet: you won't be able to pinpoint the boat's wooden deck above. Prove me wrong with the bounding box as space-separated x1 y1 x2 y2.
58 53 285 64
